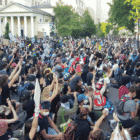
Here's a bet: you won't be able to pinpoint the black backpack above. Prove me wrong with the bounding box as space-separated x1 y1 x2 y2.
117 96 132 115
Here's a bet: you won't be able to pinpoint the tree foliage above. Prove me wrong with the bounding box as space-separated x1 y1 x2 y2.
108 0 135 33
96 23 105 38
53 0 96 38
80 10 96 38
4 22 10 39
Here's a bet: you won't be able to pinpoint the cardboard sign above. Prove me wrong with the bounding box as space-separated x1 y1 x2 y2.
2 38 9 45
37 31 44 38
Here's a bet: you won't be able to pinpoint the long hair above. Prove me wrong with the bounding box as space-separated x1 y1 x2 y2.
0 74 8 88
54 101 61 124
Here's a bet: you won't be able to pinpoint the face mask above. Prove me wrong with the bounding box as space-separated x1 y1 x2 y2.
61 102 70 110
43 112 49 116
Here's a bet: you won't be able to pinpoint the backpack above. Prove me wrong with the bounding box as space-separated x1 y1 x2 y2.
63 121 77 140
116 96 132 115
18 83 31 97
94 91 106 107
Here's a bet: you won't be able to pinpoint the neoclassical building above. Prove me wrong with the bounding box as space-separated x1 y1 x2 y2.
0 0 55 38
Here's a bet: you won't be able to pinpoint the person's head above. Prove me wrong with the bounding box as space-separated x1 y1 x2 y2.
0 74 8 87
78 94 89 107
28 67 37 74
89 129 104 140
135 78 140 86
40 101 51 116
121 76 130 86
79 106 89 120
128 85 137 98
85 86 94 98
89 66 94 72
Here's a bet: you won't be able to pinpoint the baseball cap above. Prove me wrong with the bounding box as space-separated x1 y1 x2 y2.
64 73 70 81
41 101 51 110
78 94 88 103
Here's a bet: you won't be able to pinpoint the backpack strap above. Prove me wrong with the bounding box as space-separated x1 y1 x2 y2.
122 96 132 114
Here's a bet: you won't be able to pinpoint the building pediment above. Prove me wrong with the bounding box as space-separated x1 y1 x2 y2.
0 2 32 13
0 2 52 16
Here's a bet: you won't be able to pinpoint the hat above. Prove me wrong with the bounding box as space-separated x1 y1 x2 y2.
64 73 70 81
60 95 69 103
78 94 88 103
27 75 36 81
41 101 51 109
12 63 17 67
75 57 80 61
95 82 103 90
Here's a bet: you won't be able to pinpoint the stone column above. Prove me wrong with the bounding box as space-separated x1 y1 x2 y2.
24 16 27 38
0 17 2 37
17 16 21 37
11 16 14 36
31 16 34 38
5 16 7 27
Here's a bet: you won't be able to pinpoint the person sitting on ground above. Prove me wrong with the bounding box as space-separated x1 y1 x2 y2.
117 85 140 129
0 98 18 140
88 109 109 140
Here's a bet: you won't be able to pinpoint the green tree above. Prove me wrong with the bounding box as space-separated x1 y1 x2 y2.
81 10 96 38
108 0 135 33
53 0 74 37
96 23 105 38
4 22 10 39
112 27 119 36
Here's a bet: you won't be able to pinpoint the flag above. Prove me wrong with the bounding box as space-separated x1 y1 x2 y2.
99 45 102 50
93 41 95 44
34 79 41 108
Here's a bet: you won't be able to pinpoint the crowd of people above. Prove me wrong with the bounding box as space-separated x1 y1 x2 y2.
0 35 140 140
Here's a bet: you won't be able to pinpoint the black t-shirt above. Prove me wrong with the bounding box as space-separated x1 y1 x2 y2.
74 115 91 140
1 84 10 106
38 115 49 134
86 72 93 86
25 135 31 140
50 95 60 113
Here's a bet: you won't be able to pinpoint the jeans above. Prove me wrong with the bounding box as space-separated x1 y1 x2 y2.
47 127 58 140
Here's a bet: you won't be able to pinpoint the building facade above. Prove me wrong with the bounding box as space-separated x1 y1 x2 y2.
91 0 101 24
0 0 54 38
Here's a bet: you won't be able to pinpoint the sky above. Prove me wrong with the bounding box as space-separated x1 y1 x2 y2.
84 0 112 22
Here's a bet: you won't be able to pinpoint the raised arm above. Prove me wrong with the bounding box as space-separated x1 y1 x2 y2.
94 109 108 130
3 98 18 124
29 106 40 140
8 62 22 89
8 61 19 81
47 76 59 103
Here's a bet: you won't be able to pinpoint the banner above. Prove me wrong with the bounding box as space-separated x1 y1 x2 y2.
34 79 41 108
